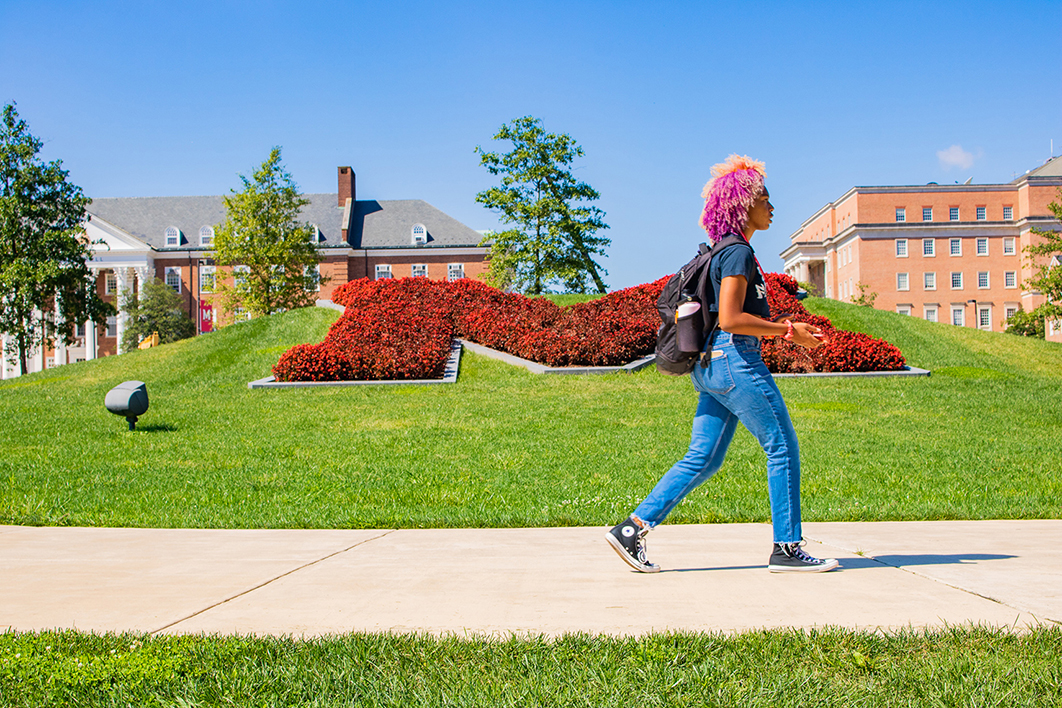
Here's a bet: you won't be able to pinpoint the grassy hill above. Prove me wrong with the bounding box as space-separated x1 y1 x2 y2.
1 300 1060 529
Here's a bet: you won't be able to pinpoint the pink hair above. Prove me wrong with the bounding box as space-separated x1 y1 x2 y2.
699 154 766 243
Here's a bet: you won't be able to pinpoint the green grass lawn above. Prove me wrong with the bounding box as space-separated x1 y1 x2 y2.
1 299 1060 529
2 627 1060 707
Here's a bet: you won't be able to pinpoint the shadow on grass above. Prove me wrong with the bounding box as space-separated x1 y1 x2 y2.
134 423 177 433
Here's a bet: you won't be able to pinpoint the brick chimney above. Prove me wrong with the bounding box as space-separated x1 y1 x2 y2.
338 166 355 207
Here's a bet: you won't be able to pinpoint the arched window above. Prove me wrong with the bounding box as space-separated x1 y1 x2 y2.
165 227 181 247
411 223 427 245
199 226 214 246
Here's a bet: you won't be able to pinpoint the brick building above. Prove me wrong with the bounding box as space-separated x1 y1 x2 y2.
780 157 1062 343
1 167 488 378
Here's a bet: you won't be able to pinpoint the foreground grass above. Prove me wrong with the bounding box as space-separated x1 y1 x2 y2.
1 300 1060 528
2 627 1060 707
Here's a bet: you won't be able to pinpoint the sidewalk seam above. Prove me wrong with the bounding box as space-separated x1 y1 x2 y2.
149 529 397 635
807 536 1059 625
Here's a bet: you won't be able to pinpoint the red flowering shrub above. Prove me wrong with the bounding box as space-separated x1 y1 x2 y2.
760 273 905 373
272 343 355 382
274 270 906 381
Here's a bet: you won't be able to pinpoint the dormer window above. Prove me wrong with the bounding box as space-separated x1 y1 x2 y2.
199 226 214 246
412 223 427 246
165 227 181 247
309 225 321 244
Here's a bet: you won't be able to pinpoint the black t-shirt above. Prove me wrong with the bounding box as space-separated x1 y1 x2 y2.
709 239 772 320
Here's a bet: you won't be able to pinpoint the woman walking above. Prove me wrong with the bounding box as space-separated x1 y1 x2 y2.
606 155 838 573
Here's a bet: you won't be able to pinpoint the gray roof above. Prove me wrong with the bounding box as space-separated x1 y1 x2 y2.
87 194 484 251
1017 155 1062 181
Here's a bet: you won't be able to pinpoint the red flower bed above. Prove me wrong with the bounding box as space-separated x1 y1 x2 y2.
760 273 906 373
272 272 906 381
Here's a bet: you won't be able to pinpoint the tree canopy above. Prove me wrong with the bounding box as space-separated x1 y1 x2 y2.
1020 190 1062 332
119 277 196 351
212 148 325 319
475 117 610 295
0 103 113 375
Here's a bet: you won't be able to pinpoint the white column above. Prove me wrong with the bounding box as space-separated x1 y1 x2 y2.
54 299 67 367
86 318 97 360
34 312 45 371
114 267 132 353
136 265 152 288
1 333 11 379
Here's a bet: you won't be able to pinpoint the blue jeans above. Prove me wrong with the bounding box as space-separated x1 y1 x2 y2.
632 331 802 543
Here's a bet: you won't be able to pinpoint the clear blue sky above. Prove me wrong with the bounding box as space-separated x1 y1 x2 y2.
2 0 1060 288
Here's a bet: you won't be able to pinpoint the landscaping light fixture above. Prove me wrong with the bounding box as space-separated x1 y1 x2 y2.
105 381 149 431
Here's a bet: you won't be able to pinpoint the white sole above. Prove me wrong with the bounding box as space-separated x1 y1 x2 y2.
605 532 661 573
768 558 840 573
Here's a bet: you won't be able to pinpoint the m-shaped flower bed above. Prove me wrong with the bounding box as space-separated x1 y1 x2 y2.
272 274 905 382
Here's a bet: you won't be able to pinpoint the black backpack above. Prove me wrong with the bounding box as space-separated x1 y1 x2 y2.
654 234 748 375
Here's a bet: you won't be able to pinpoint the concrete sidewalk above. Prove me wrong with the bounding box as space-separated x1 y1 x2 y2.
1 521 1058 637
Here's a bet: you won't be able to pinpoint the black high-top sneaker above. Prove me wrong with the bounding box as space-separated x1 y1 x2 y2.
605 517 660 573
768 540 839 573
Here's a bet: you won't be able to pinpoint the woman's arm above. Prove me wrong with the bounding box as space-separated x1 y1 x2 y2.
717 275 824 349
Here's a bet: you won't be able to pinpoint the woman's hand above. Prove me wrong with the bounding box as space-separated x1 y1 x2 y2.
788 321 826 349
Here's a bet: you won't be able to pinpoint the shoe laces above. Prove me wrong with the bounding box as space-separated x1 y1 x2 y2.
785 541 821 564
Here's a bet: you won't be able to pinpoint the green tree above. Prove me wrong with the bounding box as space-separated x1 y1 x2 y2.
119 277 196 351
212 148 325 319
851 282 878 308
475 117 610 295
1017 190 1062 335
0 103 113 376
1004 306 1045 339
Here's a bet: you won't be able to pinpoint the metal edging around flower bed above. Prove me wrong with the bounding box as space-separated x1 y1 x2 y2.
457 339 656 375
247 340 463 389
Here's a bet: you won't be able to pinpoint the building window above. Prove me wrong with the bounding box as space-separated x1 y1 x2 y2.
165 227 180 247
199 226 214 246
895 207 906 222
952 307 965 327
232 265 249 288
923 238 935 257
950 238 962 256
304 265 321 292
200 265 216 293
976 206 986 221
411 223 427 245
924 305 938 322
75 323 86 338
951 272 963 290
924 272 936 290
1003 206 1013 221
922 207 933 222
897 272 909 291
1004 271 1017 289
308 225 321 244
895 239 908 257
1005 305 1018 323
1003 237 1016 255
375 264 392 280
976 238 988 255
165 267 181 294
106 316 117 338
896 305 912 316
448 263 465 281
977 271 989 289
411 264 428 278
949 207 959 221
105 272 117 295
978 306 991 329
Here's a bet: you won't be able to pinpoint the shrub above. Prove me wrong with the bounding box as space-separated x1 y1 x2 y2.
275 272 907 381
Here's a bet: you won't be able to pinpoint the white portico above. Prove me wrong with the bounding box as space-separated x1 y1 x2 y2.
82 215 154 360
